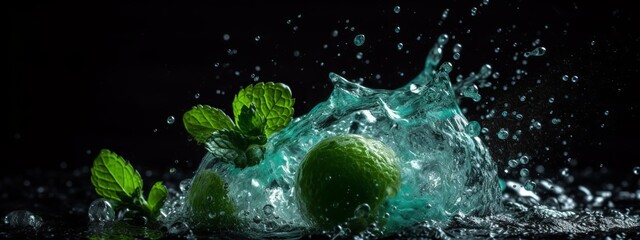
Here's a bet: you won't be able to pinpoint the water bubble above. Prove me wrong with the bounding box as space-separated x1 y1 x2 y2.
4 210 43 229
481 127 489 134
168 222 189 234
520 168 530 177
571 75 579 82
524 180 537 191
437 34 449 45
397 43 404 50
523 47 546 57
530 121 542 130
548 97 555 103
497 128 510 140
552 118 561 124
633 166 640 175
166 116 175 125
453 53 461 60
331 30 339 37
516 114 524 120
88 198 115 222
254 35 261 42
179 178 191 193
222 34 230 41
354 34 366 46
441 8 450 20
394 26 401 33
519 95 526 102
494 47 501 53
508 159 519 168
353 203 371 219
393 6 401 14
561 168 570 177
501 111 508 117
470 7 478 16
194 93 200 99
356 52 363 60
562 75 569 81
263 204 275 215
465 121 481 137
519 155 530 164
483 0 490 5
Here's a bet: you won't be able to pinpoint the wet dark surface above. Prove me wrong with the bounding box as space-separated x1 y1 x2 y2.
5 0 640 239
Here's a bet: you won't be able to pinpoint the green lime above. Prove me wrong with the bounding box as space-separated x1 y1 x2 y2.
187 170 237 229
295 134 401 231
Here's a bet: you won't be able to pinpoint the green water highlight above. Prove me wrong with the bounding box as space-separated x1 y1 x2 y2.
186 33 501 233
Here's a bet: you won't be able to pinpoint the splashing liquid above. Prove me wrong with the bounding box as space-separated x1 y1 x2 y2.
165 34 503 235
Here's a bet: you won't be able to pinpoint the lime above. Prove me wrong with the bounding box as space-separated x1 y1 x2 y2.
295 134 401 231
187 170 237 229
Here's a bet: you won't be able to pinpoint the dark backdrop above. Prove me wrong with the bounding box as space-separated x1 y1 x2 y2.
5 0 640 193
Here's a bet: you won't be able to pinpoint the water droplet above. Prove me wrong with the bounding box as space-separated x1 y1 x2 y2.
562 75 569 81
516 114 524 120
523 47 546 57
3 210 43 229
179 178 191 192
524 180 536 191
194 93 200 99
470 7 478 16
561 168 570 177
548 97 555 103
519 155 530 164
166 116 175 125
353 203 371 219
169 167 176 174
494 47 501 53
465 121 481 137
552 118 561 124
331 30 339 37
168 222 189 234
353 34 366 46
591 40 596 46
571 75 579 82
481 127 489 134
520 168 530 177
393 6 401 14
497 128 510 140
441 8 450 20
508 159 519 168
222 34 230 41
531 121 542 130
483 0 490 4
397 43 404 50
437 34 449 45
263 204 275 215
254 35 261 42
394 26 401 33
356 52 363 60
604 110 610 116
633 166 640 175
453 52 461 60
88 199 115 222
519 95 526 102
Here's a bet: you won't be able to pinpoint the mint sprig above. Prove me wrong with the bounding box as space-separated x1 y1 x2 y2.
90 149 168 221
182 82 294 168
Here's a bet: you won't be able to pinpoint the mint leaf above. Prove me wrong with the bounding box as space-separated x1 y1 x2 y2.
237 103 265 136
232 82 294 137
90 149 143 202
183 104 235 143
205 129 249 168
147 181 167 217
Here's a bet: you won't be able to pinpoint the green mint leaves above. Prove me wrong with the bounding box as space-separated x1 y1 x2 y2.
232 82 295 137
90 149 168 220
182 82 294 168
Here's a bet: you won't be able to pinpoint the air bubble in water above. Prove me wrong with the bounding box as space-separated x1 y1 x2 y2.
394 26 401 33
354 34 366 46
562 75 569 81
465 121 481 137
497 128 509 140
520 168 529 177
353 203 371 219
167 116 175 125
508 159 519 168
331 30 339 37
356 52 363 60
633 166 640 175
223 34 230 41
168 222 189 234
393 6 401 14
531 121 542 130
548 97 555 103
88 198 115 222
3 210 43 229
552 118 561 124
524 180 536 191
561 168 570 177
263 204 275 215
397 43 404 50
194 93 200 99
519 155 530 164
571 75 579 82
255 36 261 42
470 7 478 16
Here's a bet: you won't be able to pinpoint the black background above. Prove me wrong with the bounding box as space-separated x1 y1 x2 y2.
5 0 640 194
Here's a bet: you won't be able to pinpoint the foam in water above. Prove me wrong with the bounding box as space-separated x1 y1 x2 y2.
165 34 503 234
